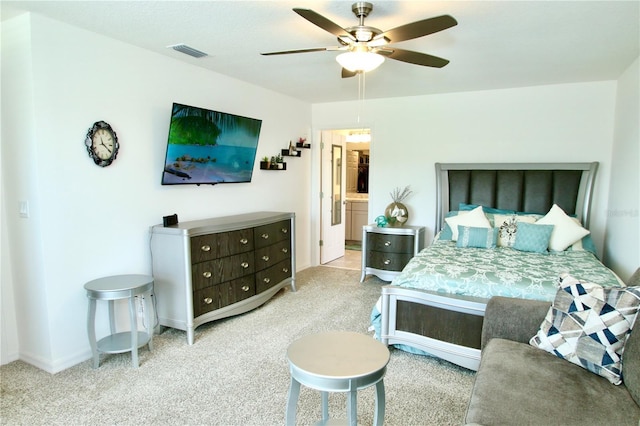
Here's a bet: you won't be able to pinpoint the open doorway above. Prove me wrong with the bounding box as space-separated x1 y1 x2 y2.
320 128 370 270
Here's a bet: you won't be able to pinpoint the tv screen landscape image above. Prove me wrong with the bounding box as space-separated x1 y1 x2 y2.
162 103 262 185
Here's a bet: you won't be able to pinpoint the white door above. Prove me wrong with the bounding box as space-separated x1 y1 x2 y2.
320 130 346 264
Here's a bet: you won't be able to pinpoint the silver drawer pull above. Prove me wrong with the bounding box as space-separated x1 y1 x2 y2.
262 255 270 262
282 267 289 273
204 297 213 305
281 228 288 234
384 259 391 265
241 261 249 269
201 245 211 252
384 241 391 247
261 233 269 239
203 271 212 278
241 285 250 292
240 238 248 245
263 277 270 284
281 248 288 254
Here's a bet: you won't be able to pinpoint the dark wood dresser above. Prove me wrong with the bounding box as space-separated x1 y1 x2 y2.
150 212 295 344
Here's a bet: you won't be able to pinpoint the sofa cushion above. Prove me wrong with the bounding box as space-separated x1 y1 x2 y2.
530 273 640 384
465 338 640 425
624 268 640 406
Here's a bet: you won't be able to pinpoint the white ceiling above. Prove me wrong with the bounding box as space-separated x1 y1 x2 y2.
2 1 639 103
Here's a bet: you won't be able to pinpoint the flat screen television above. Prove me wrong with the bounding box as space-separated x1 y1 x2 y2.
161 102 262 185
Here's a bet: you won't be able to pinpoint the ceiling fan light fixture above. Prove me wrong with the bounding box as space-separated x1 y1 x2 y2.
336 51 385 72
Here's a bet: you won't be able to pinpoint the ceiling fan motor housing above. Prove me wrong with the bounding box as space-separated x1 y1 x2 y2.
352 2 373 19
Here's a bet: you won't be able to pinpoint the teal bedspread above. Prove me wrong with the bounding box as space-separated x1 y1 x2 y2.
370 241 622 357
390 240 622 302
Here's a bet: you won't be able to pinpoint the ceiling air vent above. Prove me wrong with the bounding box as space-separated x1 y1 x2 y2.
168 44 208 58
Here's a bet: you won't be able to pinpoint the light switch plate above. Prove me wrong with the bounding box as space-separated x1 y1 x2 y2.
19 201 29 218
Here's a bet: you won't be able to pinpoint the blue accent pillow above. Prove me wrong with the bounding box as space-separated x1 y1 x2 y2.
437 211 460 240
513 222 554 253
458 203 516 215
572 234 598 255
456 226 499 249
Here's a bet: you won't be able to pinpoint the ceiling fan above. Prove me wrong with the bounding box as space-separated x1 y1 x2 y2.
261 2 457 78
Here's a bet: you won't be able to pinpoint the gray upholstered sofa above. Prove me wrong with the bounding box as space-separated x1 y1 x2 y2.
465 271 640 425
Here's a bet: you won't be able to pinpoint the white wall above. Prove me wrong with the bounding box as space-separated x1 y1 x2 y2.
604 57 640 281
312 81 617 259
1 13 312 372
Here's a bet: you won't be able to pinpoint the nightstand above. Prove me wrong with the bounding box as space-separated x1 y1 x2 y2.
361 225 426 282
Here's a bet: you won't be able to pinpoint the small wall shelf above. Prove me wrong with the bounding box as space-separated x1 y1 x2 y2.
282 149 301 158
260 161 286 170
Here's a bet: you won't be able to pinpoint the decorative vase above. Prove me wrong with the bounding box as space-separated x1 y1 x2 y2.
385 202 409 227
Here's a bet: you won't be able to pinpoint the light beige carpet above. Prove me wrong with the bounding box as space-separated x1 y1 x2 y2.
0 266 474 425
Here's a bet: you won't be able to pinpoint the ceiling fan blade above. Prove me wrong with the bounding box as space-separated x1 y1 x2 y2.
293 8 356 42
341 68 358 78
378 47 450 68
261 47 337 56
376 15 457 44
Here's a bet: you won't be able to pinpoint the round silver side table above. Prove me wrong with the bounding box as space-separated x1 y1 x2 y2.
286 331 390 426
84 274 155 368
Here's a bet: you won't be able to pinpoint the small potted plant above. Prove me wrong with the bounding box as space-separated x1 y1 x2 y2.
275 154 284 169
260 156 270 169
270 156 277 169
296 137 308 149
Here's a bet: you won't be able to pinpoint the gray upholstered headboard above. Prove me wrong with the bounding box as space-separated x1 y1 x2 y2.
435 162 599 231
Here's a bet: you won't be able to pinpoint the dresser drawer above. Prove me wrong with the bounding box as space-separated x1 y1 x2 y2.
366 251 414 272
254 220 291 249
256 259 292 293
367 233 414 254
254 240 291 271
192 252 254 291
192 276 256 317
191 229 254 263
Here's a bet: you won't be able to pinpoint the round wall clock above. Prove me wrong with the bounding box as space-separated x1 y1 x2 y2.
85 121 119 167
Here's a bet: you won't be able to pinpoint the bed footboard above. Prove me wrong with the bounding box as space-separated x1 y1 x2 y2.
380 286 487 371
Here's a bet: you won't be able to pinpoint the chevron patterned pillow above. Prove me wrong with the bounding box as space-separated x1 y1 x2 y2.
530 273 640 385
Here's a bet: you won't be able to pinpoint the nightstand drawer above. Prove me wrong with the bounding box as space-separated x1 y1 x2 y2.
366 233 414 254
366 251 414 272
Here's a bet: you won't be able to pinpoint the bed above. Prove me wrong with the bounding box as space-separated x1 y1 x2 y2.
370 162 623 371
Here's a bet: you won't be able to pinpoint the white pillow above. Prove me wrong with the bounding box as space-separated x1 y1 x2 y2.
536 204 590 251
445 206 491 241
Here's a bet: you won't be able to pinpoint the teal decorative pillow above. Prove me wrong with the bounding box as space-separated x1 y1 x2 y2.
444 206 491 241
530 274 640 385
512 222 554 253
437 211 460 240
456 226 499 248
492 214 538 247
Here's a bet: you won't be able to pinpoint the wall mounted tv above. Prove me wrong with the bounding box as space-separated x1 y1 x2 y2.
161 102 262 185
